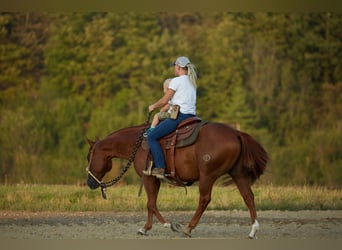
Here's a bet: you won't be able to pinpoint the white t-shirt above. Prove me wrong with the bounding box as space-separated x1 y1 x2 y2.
168 75 196 115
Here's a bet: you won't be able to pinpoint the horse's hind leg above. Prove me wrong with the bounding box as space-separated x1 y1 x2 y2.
233 176 259 239
183 180 215 237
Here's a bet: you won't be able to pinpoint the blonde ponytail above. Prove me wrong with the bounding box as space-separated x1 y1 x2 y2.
186 63 197 89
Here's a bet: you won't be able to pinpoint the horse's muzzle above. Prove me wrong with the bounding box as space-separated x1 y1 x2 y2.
87 175 100 189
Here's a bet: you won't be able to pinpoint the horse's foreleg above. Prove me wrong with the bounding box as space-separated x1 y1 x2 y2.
183 181 214 237
138 177 168 235
233 177 259 239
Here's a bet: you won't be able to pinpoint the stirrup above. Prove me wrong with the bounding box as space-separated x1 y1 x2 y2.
142 158 154 176
142 169 152 176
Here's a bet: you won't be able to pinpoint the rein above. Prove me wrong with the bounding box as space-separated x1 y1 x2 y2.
86 112 151 199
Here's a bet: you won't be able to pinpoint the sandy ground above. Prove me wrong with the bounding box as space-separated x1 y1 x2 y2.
0 210 341 239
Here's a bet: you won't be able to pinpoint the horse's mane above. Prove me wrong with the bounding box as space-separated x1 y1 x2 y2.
106 123 147 138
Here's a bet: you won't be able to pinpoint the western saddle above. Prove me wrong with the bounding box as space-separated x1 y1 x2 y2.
144 116 208 186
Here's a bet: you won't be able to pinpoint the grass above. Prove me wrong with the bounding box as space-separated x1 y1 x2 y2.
0 184 341 212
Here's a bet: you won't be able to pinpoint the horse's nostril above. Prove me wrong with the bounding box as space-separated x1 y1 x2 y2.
87 176 100 189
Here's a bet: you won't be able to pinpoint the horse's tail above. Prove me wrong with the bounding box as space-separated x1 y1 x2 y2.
238 131 269 183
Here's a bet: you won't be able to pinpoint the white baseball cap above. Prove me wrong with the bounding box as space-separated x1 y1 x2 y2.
170 56 190 67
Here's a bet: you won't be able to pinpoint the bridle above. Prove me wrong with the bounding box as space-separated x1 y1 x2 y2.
85 140 111 199
86 112 151 199
85 140 102 185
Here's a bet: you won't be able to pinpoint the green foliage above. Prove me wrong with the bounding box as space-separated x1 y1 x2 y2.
0 12 341 186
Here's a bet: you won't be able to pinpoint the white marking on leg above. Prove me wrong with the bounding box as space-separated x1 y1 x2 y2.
248 220 259 239
163 222 171 228
137 228 148 235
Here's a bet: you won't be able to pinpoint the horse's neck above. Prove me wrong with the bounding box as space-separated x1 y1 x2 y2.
104 125 143 159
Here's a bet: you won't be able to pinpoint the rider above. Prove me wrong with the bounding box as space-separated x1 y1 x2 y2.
143 56 198 178
143 78 173 137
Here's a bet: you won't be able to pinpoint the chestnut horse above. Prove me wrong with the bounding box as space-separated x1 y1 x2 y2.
86 120 268 238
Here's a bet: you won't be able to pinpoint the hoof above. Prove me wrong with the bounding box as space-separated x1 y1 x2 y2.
182 232 192 238
170 222 183 233
137 228 148 235
248 235 258 240
182 225 192 238
248 220 259 239
163 222 171 228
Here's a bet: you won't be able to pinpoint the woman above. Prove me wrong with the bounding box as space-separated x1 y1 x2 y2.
143 56 198 178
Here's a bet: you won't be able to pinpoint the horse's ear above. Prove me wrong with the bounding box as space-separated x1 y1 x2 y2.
86 137 95 146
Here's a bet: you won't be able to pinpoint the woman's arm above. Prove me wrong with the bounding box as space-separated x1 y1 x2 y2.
149 89 175 112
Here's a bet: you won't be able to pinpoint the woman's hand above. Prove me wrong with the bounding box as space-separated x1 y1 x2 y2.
148 104 155 112
149 88 175 113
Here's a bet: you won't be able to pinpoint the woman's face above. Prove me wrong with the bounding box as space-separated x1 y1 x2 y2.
174 65 182 76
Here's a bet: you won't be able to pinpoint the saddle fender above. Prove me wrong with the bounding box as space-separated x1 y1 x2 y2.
160 117 208 182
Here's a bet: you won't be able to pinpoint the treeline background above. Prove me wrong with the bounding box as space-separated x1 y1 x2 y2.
0 12 341 187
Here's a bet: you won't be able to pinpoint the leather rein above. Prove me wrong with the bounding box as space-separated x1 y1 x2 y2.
86 112 151 199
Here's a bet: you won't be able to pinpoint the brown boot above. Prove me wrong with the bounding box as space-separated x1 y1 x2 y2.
151 168 165 178
143 168 165 178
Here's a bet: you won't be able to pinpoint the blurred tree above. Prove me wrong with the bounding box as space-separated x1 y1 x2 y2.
0 12 341 186
197 13 252 123
0 13 49 107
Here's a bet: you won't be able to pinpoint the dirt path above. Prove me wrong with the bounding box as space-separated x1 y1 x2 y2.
0 210 341 239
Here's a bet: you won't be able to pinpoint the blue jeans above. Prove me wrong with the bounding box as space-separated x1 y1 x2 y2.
147 112 195 169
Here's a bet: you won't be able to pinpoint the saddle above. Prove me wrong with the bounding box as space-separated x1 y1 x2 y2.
147 117 208 186
161 116 205 149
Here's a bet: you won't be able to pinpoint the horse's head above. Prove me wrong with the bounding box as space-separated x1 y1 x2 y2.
86 137 113 189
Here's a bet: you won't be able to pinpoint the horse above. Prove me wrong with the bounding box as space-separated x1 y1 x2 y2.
86 118 269 238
